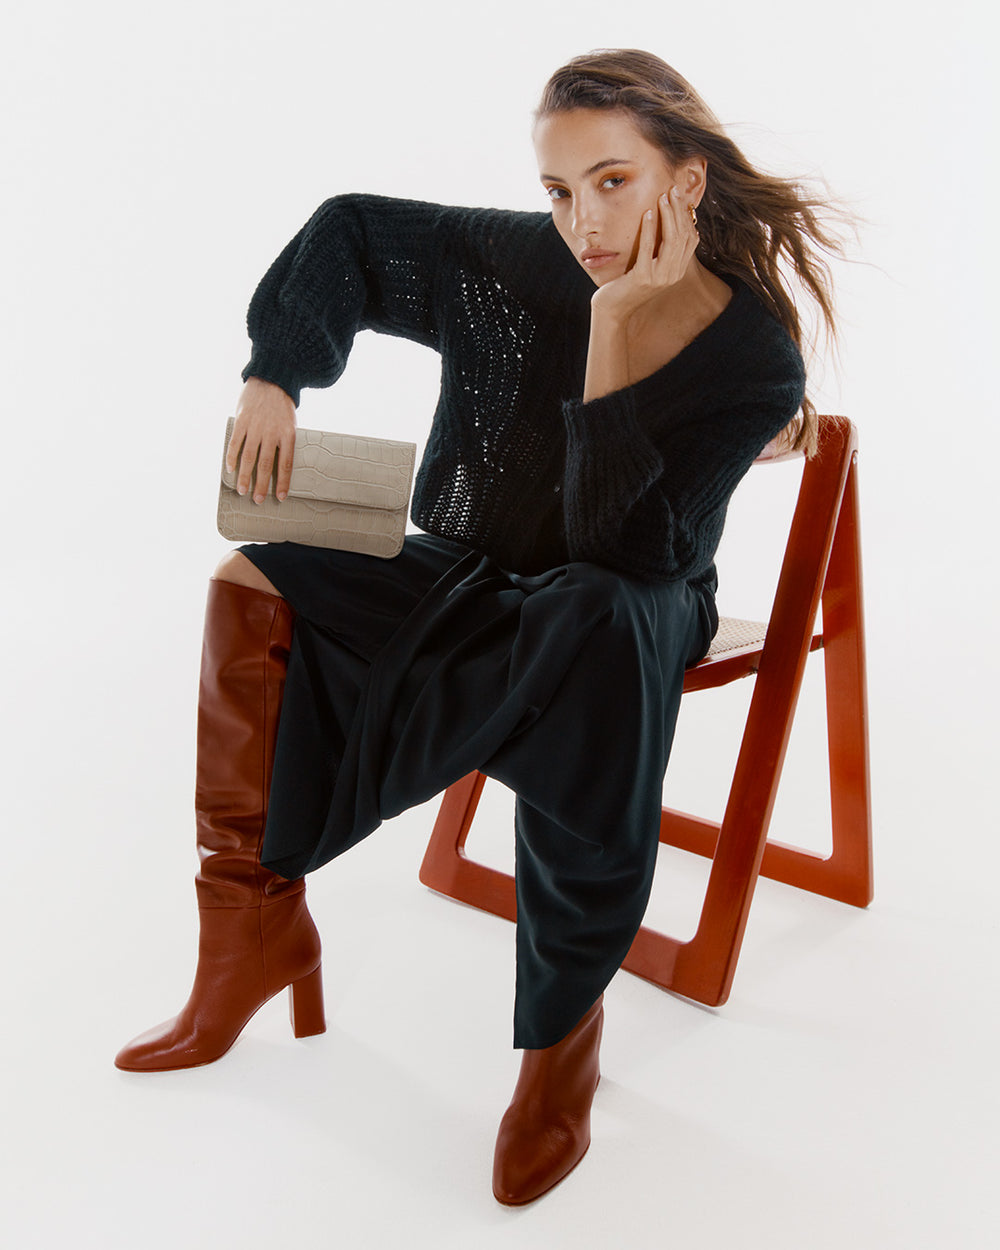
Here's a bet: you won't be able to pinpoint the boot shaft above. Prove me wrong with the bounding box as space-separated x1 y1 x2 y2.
194 578 299 906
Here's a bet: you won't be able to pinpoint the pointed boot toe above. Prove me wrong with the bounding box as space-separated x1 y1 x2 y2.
113 991 251 1072
492 997 603 1206
114 895 323 1072
114 1016 202 1073
113 582 325 1074
492 1112 592 1205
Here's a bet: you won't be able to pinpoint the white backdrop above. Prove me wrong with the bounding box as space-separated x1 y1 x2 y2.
2 2 996 1248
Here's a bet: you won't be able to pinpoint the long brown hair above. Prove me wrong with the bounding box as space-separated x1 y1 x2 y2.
537 49 849 456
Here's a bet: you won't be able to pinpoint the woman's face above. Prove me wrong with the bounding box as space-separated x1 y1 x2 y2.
533 108 691 286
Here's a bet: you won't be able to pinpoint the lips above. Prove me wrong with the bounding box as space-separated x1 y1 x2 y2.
580 248 619 271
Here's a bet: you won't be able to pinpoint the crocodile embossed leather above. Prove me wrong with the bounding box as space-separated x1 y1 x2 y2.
217 419 416 557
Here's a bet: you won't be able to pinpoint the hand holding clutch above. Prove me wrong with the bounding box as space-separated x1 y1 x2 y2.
217 418 416 558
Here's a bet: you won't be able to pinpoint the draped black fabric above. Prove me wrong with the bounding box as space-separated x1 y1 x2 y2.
240 536 715 1048
231 196 803 1048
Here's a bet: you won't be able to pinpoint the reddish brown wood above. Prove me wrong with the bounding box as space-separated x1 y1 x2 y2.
418 415 873 1006
418 771 517 921
818 455 874 907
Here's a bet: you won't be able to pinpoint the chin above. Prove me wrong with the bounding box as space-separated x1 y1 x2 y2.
580 264 619 288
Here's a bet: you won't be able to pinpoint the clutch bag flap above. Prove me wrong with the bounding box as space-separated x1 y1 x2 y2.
218 419 417 557
220 419 415 510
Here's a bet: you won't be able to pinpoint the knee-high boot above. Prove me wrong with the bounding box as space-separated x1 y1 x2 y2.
114 578 324 1072
492 996 604 1205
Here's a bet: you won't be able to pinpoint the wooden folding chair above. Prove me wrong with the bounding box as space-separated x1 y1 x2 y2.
418 414 872 1007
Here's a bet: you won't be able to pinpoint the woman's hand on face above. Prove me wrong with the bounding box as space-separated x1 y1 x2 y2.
591 186 699 323
226 377 297 504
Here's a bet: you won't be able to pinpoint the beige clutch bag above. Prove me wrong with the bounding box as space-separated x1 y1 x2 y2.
217 418 417 558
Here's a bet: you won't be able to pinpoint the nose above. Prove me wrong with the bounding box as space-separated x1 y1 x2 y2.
571 190 602 241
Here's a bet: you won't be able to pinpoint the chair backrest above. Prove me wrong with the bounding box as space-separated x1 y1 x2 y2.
418 413 871 1008
725 414 859 842
760 414 857 677
688 414 856 689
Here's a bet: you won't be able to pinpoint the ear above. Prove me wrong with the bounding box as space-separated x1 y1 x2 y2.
676 156 708 205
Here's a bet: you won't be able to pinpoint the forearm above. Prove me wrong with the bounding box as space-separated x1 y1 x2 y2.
582 306 632 403
560 383 666 573
569 304 667 569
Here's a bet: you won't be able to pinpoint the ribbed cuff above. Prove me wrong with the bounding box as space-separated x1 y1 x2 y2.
241 350 302 407
562 389 663 488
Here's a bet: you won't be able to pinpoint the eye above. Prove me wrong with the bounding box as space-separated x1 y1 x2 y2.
600 175 626 190
545 186 569 201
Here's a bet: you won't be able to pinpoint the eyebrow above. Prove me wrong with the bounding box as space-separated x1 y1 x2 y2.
539 157 637 183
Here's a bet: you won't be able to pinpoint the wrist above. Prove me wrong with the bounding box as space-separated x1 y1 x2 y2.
242 374 297 410
589 290 634 331
245 375 286 394
583 312 632 404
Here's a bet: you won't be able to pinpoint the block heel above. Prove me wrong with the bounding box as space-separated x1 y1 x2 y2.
113 583 326 1074
289 964 326 1038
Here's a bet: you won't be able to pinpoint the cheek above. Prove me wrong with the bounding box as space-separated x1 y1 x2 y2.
627 181 663 216
552 212 576 251
606 187 651 236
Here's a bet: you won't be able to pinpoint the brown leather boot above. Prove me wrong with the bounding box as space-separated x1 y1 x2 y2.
115 579 325 1072
492 996 604 1205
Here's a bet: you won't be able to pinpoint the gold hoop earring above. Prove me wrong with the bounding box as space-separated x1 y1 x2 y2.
688 203 698 228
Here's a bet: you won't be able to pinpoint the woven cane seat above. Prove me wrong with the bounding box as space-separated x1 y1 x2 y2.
706 616 768 658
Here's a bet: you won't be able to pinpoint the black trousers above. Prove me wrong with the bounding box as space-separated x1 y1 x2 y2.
240 535 716 1048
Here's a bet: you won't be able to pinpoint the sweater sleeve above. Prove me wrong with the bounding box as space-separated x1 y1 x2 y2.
241 194 458 406
561 388 668 569
560 373 804 582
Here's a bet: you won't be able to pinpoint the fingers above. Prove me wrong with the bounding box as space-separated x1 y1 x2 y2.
236 430 260 500
254 440 279 505
658 188 687 246
275 438 295 502
650 187 698 279
226 417 262 499
639 203 658 260
228 379 297 504
254 434 299 503
224 422 245 476
627 204 657 276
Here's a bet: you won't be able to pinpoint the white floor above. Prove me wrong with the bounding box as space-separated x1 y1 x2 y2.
4 3 997 1245
2 685 996 1250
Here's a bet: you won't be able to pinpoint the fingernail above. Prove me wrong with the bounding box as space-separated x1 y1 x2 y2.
253 493 264 505
237 484 246 496
645 209 654 220
277 491 287 501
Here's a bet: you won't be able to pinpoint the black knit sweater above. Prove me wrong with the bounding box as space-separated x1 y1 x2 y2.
242 194 806 582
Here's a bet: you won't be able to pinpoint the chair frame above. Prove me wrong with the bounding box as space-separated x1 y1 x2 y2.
418 415 872 1007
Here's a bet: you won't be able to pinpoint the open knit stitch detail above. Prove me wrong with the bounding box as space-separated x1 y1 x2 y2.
242 194 806 583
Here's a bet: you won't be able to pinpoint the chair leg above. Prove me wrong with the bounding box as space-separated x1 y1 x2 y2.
420 770 750 1008
419 771 517 922
418 420 872 1009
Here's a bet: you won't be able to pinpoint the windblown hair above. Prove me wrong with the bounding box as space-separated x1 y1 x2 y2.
537 49 849 456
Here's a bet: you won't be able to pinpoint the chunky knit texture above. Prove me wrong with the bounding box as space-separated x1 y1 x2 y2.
242 194 806 582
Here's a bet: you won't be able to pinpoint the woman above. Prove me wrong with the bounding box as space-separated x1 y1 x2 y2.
115 49 841 1205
